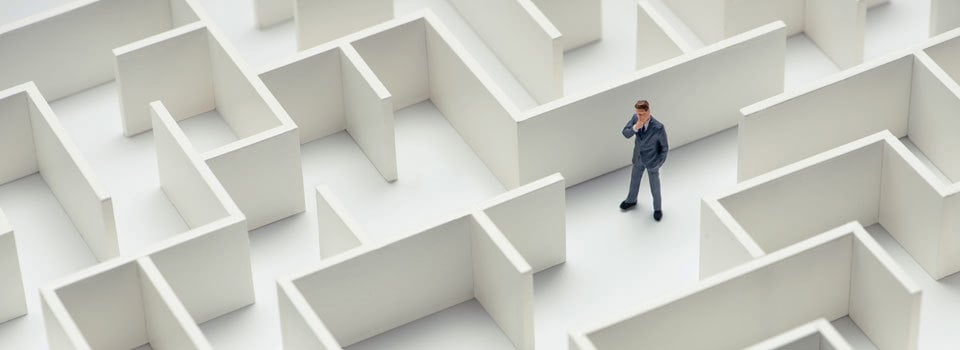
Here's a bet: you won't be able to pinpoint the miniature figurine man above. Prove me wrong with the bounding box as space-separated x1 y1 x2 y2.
619 99 668 221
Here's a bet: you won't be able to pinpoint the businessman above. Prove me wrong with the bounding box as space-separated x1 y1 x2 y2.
620 100 668 221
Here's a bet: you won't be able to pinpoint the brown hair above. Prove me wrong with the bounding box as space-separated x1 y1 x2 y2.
634 100 649 111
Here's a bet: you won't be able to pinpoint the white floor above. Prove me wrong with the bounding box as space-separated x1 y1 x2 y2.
0 0 951 349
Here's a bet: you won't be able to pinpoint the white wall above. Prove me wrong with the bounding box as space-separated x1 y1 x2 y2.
718 140 883 254
878 141 946 279
804 0 866 69
138 258 212 350
207 31 284 139
699 198 763 278
54 261 148 349
738 55 912 181
0 0 197 101
519 22 785 186
293 216 475 346
582 231 854 350
848 228 922 350
147 217 253 324
446 0 562 104
0 89 36 185
255 0 293 28
723 0 805 37
636 1 690 70
481 173 566 272
531 0 602 50
908 53 960 182
152 102 231 228
204 128 305 230
340 46 398 182
350 18 429 110
745 319 852 350
29 86 118 261
471 214 535 350
425 17 522 189
277 281 338 349
315 186 367 259
296 0 393 50
259 47 345 144
930 0 960 36
661 0 725 43
925 31 960 83
114 23 215 136
0 212 26 324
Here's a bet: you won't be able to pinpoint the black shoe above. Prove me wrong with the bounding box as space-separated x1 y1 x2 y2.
654 210 663 221
620 201 637 210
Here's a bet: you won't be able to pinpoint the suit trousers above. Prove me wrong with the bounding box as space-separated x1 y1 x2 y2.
625 162 661 210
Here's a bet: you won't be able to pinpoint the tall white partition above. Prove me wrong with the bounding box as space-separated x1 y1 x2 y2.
315 186 369 259
117 23 306 230
745 319 852 350
340 46 398 181
738 54 913 181
470 214 534 350
518 22 786 186
282 212 539 349
292 216 476 346
114 22 214 136
636 1 691 70
924 29 960 83
717 130 960 279
0 88 36 185
660 0 725 43
259 47 345 144
29 86 119 261
152 102 231 228
0 210 26 324
42 259 212 350
150 101 254 323
930 0 960 36
0 0 198 101
423 16 523 189
803 0 866 69
295 0 393 50
446 0 563 104
481 173 566 273
572 224 921 350
907 52 960 182
350 18 430 111
718 141 883 255
0 84 119 261
531 0 602 50
255 0 294 28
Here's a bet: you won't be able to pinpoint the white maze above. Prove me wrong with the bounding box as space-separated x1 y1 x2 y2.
0 0 957 349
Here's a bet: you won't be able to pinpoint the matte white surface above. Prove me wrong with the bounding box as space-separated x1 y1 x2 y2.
518 22 786 187
531 0 601 50
0 0 198 101
635 1 689 70
0 0 947 349
574 225 920 350
315 186 367 259
0 212 26 324
930 0 960 36
803 0 865 69
259 47 345 144
482 173 566 273
738 54 913 180
295 0 393 50
340 46 398 182
744 319 852 350
446 0 562 104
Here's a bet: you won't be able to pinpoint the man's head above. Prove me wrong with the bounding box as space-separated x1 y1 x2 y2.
635 100 650 123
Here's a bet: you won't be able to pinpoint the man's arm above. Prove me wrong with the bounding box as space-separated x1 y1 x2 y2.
654 128 669 167
622 115 639 138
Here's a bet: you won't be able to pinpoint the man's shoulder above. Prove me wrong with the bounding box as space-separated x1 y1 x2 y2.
650 116 665 129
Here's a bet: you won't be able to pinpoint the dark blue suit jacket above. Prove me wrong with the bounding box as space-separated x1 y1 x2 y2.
622 114 668 168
